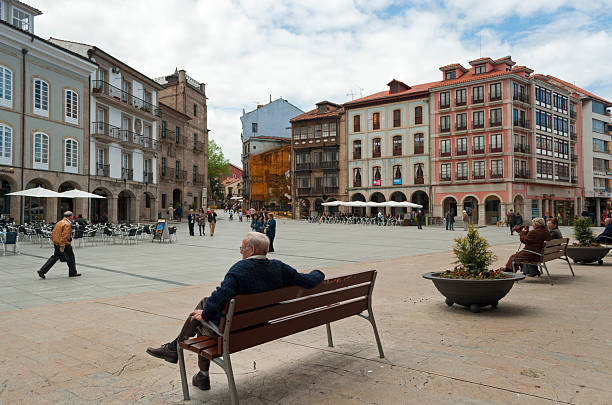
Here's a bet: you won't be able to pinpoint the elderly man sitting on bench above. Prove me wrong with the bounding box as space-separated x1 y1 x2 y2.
146 232 325 391
595 218 612 244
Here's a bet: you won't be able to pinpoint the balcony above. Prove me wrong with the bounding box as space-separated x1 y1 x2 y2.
570 111 577 120
193 174 205 185
571 154 578 162
489 93 502 102
490 172 503 179
160 167 175 180
514 143 530 153
414 177 424 184
392 148 402 156
472 122 484 129
455 123 467 131
455 100 467 107
372 150 382 158
473 174 485 180
571 176 578 184
472 96 484 104
439 101 450 109
558 175 570 182
514 169 530 179
456 149 468 156
295 162 312 171
143 172 153 183
297 187 311 196
321 161 339 169
456 175 468 181
489 146 503 153
440 151 451 157
353 152 362 160
439 126 451 133
513 119 530 129
95 164 110 177
489 119 502 127
439 175 451 181
193 141 205 153
353 180 362 187
513 93 529 103
414 146 424 154
175 170 187 181
91 122 121 141
312 187 323 194
92 80 160 116
570 132 577 141
121 168 133 181
324 186 339 194
472 146 485 154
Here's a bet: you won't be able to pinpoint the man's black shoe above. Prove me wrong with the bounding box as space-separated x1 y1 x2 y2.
37 270 45 279
146 343 178 364
192 372 211 390
69 273 82 277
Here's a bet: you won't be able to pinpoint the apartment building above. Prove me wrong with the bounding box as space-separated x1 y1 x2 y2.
290 101 347 218
430 57 582 225
156 69 208 211
344 80 432 217
0 6 97 222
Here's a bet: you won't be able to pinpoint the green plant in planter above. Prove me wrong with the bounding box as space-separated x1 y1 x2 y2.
439 226 507 279
572 217 599 247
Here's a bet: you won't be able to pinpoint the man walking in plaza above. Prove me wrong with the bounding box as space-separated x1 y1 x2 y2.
37 211 81 279
176 204 183 222
417 210 424 230
146 232 324 391
207 208 217 236
445 209 454 231
187 210 196 236
508 209 516 235
264 212 276 252
462 210 469 230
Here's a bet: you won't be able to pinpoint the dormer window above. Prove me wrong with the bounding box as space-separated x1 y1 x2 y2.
318 105 325 113
475 65 486 74
445 71 456 80
12 7 31 32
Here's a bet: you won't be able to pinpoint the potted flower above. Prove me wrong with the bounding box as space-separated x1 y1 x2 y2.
423 226 524 313
566 217 610 264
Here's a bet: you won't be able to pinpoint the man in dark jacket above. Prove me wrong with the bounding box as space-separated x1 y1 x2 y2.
187 210 196 236
503 217 551 274
146 232 325 391
595 218 612 243
507 210 515 234
265 213 277 252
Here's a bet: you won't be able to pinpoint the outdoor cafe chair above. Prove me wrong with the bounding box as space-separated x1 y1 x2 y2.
1 231 19 255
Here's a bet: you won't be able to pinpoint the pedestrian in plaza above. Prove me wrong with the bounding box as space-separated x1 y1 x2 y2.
146 232 324 392
238 209 243 222
445 209 454 231
197 208 206 236
168 204 174 221
462 210 469 230
176 204 183 222
265 213 276 252
187 210 196 236
37 211 81 279
508 209 516 235
416 210 424 230
448 210 455 230
250 207 255 221
252 214 264 233
207 208 217 236
514 212 523 231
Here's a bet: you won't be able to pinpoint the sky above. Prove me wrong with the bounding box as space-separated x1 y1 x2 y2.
31 0 612 166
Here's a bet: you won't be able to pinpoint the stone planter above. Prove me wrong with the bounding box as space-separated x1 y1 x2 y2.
566 246 610 265
422 271 525 313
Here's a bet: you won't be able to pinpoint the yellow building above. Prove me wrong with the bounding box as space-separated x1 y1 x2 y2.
249 145 291 209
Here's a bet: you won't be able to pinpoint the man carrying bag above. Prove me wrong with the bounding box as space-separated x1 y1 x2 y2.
37 211 81 279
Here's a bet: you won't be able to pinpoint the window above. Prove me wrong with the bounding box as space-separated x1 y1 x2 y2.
456 138 467 155
393 109 401 127
555 139 569 159
64 139 78 172
315 124 322 138
472 86 484 103
372 166 381 186
0 124 11 165
472 111 484 128
593 119 606 134
593 139 607 153
455 89 466 106
554 116 568 136
535 86 551 107
353 115 361 132
161 121 167 138
415 164 424 183
536 159 553 180
440 115 450 132
64 90 78 124
176 126 180 143
439 92 450 108
372 112 380 130
323 149 337 162
592 101 606 115
414 106 423 125
175 160 181 178
193 165 198 182
555 162 570 181
514 159 528 177
193 103 197 116
414 133 424 154
473 135 485 153
322 123 329 138
536 110 552 131
445 71 456 80
490 108 502 126
330 122 337 137
252 122 258 133
490 134 503 152
353 168 362 187
122 80 130 103
12 7 31 31
393 165 402 185
491 160 503 178
440 139 451 156
536 134 553 157
353 140 362 159
161 157 166 176
33 132 49 170
33 79 49 117
455 113 467 130
392 135 402 156
473 161 485 179
593 158 608 172
489 83 502 100
554 93 568 113
97 148 105 175
456 162 468 180
0 65 12 107
161 194 167 209
372 138 381 158
594 177 607 189
474 64 486 74
440 163 451 180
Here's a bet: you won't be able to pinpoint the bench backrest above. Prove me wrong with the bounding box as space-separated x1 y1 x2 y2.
220 270 376 355
542 238 569 262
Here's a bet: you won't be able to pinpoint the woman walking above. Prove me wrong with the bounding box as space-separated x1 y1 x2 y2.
197 208 206 236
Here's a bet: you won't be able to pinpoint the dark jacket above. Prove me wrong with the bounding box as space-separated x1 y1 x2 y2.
265 219 276 239
445 212 454 223
203 258 325 325
187 213 196 225
510 227 552 266
508 213 515 226
549 227 563 239
514 214 523 226
595 224 612 243
207 212 217 223
252 219 264 233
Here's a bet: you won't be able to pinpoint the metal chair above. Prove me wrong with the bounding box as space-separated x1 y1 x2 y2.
2 231 19 255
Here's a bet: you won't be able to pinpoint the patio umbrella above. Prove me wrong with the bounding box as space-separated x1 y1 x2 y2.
396 201 423 209
322 201 343 206
345 201 367 207
58 189 106 199
7 187 62 197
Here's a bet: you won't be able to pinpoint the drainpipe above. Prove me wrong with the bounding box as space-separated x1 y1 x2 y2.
87 75 91 219
19 48 28 224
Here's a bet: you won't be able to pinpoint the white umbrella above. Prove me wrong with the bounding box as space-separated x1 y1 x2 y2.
396 201 423 209
322 201 343 206
7 186 62 197
365 201 386 207
346 201 367 207
59 189 106 199
230 196 243 200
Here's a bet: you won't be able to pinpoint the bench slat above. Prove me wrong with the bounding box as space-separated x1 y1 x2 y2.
544 238 568 248
543 251 566 261
228 298 368 354
180 336 211 347
229 283 371 331
231 270 375 313
542 246 565 255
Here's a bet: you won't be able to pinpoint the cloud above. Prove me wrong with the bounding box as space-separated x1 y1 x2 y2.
29 0 612 165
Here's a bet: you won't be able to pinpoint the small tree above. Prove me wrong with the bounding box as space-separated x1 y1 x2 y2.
453 226 496 273
573 217 595 246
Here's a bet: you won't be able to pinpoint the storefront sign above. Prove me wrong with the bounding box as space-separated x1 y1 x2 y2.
393 179 402 185
372 180 381 186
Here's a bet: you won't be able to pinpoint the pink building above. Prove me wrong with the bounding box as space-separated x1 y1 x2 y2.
430 56 582 225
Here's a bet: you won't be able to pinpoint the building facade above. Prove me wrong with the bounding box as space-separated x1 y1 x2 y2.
344 80 433 217
248 143 291 210
290 101 347 218
0 8 98 223
156 70 208 212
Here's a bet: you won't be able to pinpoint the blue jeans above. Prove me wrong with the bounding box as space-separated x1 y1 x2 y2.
445 219 449 230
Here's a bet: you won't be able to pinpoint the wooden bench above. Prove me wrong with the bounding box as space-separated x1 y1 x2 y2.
177 270 384 404
512 238 574 285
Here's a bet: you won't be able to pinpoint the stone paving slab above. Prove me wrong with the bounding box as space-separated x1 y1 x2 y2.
2 239 612 404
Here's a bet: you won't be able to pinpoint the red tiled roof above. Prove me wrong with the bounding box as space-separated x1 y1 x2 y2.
469 57 493 65
344 81 436 107
430 69 525 89
439 63 467 72
291 106 344 122
247 136 291 141
539 75 612 106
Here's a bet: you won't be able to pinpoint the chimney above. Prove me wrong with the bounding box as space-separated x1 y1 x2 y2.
178 69 186 83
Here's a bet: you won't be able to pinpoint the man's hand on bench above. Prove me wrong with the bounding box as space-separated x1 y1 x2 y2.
189 309 204 323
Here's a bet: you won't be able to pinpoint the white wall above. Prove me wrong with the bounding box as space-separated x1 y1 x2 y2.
109 69 121 89
109 145 121 178
132 80 143 100
89 140 96 175
109 106 122 128
133 151 143 182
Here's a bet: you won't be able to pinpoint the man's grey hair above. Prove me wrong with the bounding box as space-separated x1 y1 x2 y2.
531 217 545 228
245 232 269 255
64 211 73 218
605 218 612 226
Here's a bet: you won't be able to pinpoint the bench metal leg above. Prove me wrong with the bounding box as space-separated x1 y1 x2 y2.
177 344 190 400
565 257 575 277
541 262 553 285
213 355 239 405
326 323 334 348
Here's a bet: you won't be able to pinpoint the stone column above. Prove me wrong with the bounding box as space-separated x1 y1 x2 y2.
46 198 58 222
537 199 542 218
596 198 601 226
478 203 486 226
108 196 118 224
574 197 579 217
133 196 140 224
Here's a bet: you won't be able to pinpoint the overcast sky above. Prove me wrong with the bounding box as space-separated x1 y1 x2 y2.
32 0 612 166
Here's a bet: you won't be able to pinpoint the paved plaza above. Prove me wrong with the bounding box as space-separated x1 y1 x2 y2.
1 215 612 404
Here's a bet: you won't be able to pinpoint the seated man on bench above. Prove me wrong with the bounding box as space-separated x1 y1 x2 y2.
595 218 612 244
146 232 325 391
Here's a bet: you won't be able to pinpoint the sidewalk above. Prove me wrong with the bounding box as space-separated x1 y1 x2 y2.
1 242 611 404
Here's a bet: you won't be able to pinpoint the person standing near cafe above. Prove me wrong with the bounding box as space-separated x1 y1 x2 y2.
207 208 217 237
37 211 81 279
265 213 277 252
